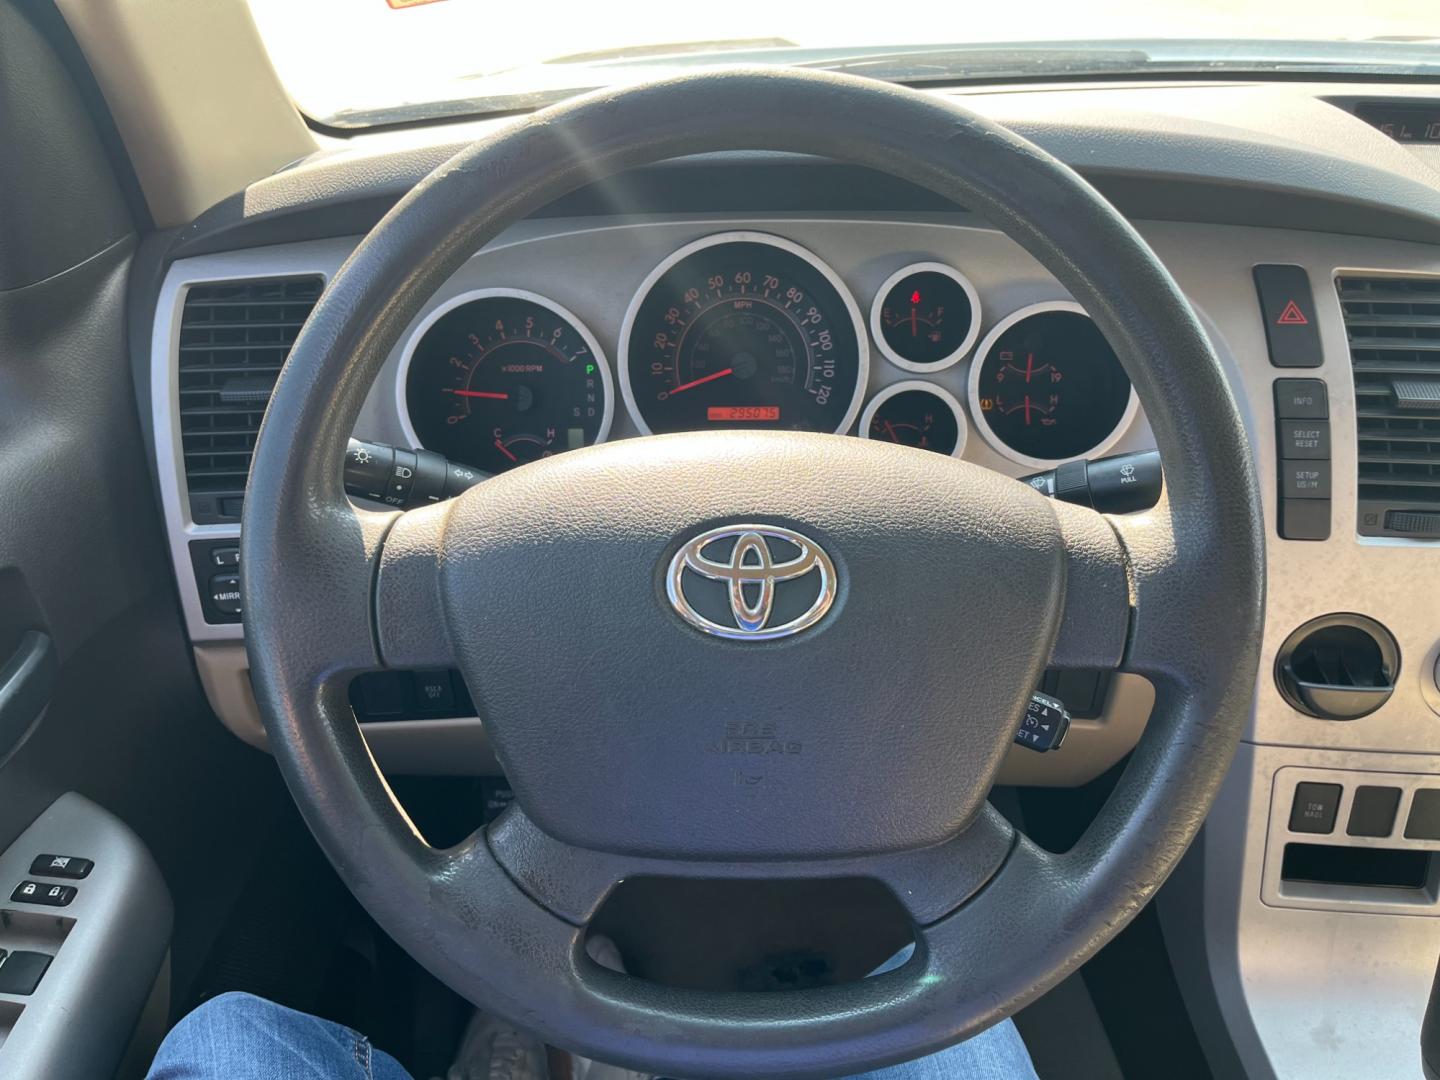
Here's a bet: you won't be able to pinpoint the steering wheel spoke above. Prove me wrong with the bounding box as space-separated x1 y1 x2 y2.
1047 498 1132 671
374 502 458 670
489 802 1015 929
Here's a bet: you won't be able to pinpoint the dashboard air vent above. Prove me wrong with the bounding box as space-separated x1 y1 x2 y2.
177 276 323 523
1337 275 1440 538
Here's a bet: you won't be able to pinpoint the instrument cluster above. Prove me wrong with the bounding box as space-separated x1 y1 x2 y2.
399 230 1139 476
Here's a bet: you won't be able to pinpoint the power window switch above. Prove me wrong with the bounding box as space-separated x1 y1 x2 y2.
1289 782 1342 834
10 881 76 906
0 951 53 996
29 854 92 880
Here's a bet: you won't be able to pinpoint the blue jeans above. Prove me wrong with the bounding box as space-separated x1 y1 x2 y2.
148 991 1036 1079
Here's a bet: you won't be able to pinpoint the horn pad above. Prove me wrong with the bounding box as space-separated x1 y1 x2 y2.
438 430 1066 860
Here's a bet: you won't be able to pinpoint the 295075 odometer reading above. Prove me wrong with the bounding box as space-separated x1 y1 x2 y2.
619 233 868 435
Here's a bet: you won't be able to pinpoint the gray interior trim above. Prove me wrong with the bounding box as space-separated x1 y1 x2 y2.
0 793 172 1078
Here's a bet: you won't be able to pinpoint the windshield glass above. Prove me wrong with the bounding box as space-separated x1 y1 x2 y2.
247 0 1439 129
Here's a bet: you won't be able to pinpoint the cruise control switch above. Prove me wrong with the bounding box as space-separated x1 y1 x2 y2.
344 439 483 510
1014 692 1071 753
1023 449 1162 515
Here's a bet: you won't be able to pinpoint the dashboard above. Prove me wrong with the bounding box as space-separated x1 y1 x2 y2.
136 73 1440 1078
155 215 1159 630
137 76 1440 1080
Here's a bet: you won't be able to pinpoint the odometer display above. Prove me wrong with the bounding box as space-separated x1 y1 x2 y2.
620 233 867 435
708 406 781 422
969 302 1136 466
402 291 612 475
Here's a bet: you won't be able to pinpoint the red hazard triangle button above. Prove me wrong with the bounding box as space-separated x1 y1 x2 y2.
1276 300 1309 326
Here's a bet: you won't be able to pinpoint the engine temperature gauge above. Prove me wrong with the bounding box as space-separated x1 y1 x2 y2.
870 262 981 372
858 381 967 457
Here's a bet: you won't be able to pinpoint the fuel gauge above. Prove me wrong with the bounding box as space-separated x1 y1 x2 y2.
859 381 967 457
870 262 981 372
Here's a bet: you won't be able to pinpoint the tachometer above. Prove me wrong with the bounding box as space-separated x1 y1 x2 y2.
968 301 1137 467
400 289 612 475
619 233 867 435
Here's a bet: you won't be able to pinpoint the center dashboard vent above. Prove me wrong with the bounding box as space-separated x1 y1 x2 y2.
177 275 323 523
1337 275 1440 538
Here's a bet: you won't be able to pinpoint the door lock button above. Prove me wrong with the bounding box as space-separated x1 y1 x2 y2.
10 881 76 906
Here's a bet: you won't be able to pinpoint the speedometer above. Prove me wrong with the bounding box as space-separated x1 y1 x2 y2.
619 233 867 435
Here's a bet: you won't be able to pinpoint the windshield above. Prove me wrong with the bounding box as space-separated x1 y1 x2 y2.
246 0 1439 129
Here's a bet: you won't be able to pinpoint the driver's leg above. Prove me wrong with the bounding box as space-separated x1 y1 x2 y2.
842 1021 1038 1080
840 944 1039 1080
147 991 414 1080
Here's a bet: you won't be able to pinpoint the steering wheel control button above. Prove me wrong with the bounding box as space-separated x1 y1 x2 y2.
0 951 53 996
666 524 836 640
10 881 76 907
1347 786 1402 838
1405 790 1440 840
1273 378 1329 419
412 670 456 714
1289 782 1342 834
28 854 92 880
1014 693 1071 752
1254 265 1324 368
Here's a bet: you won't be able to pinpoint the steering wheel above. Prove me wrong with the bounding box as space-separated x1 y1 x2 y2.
242 68 1263 1078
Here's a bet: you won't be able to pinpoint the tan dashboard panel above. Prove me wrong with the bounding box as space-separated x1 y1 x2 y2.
196 641 1147 786
192 642 500 776
995 673 1155 786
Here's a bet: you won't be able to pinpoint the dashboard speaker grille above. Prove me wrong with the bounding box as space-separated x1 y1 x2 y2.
1337 275 1440 537
177 275 323 523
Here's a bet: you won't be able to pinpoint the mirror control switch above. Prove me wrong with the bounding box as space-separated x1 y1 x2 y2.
1015 693 1071 753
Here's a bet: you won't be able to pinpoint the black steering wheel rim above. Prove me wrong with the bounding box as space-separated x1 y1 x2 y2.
241 67 1264 1078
